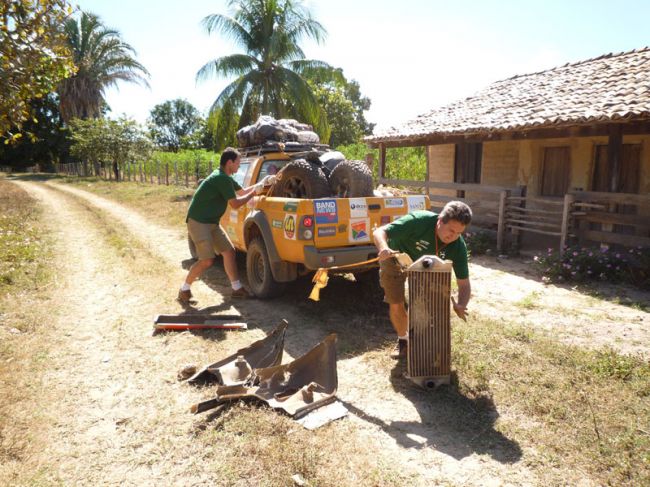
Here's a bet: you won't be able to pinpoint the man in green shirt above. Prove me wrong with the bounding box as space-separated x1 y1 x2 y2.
372 201 473 358
178 148 272 304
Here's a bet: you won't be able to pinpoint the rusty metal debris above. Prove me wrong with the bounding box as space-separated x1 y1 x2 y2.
191 333 338 419
153 313 248 333
187 320 288 385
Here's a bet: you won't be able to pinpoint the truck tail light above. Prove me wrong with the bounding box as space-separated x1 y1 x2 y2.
302 216 313 227
299 215 314 240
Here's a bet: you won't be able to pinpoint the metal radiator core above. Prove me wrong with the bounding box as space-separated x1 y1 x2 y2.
406 255 452 388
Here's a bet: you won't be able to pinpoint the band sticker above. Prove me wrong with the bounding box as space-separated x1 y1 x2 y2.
283 202 298 212
317 226 336 237
229 210 238 223
284 214 296 240
384 198 405 209
349 218 370 242
272 219 283 229
314 199 338 224
349 198 368 218
407 195 426 213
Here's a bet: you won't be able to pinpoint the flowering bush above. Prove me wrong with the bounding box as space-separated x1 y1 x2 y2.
534 245 650 290
464 230 496 256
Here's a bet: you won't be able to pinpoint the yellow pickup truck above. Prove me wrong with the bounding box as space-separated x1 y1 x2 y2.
212 144 430 297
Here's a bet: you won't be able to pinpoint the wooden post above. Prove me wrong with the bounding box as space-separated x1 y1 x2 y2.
150 161 154 184
560 193 575 252
379 144 386 180
156 160 161 185
185 159 189 187
174 161 179 185
165 163 169 185
497 189 509 252
195 157 200 184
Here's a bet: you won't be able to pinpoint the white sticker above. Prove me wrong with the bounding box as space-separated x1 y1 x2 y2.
384 198 405 209
407 195 426 213
349 218 370 243
349 198 368 218
283 214 297 240
229 210 239 223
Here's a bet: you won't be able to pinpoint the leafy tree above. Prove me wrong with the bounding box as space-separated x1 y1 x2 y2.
197 0 336 144
148 99 203 152
69 116 152 179
0 0 75 141
58 11 149 122
0 94 70 169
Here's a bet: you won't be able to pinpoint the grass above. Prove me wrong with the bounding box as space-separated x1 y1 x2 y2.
0 179 57 484
4 173 649 485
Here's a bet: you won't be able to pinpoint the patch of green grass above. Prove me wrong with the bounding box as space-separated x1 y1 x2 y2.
452 317 650 485
514 291 542 309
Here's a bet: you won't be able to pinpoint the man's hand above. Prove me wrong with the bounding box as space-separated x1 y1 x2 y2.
451 297 468 322
254 182 266 195
261 174 277 186
378 248 397 261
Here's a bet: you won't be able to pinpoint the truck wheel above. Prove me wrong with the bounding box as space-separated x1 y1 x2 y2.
329 159 374 198
269 159 330 199
246 237 287 298
188 233 198 259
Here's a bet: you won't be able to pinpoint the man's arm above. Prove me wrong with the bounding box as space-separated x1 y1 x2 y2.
452 278 471 321
228 186 256 209
373 227 397 261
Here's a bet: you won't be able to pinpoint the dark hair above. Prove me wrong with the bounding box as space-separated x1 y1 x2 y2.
439 201 472 225
220 148 240 168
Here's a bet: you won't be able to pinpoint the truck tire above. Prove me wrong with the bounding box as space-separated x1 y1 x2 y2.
188 233 198 259
329 159 374 198
269 159 330 199
246 237 287 298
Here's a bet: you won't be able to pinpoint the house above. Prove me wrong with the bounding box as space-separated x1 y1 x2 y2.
365 47 650 251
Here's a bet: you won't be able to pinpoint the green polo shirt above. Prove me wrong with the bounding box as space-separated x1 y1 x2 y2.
385 210 469 279
186 169 243 224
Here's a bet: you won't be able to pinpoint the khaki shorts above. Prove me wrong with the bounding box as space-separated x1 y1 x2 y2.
187 218 234 260
379 257 407 304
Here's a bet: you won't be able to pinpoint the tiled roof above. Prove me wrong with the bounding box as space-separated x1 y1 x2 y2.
367 47 650 144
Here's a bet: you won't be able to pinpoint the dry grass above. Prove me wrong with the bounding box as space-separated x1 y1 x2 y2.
0 179 57 485
3 174 649 485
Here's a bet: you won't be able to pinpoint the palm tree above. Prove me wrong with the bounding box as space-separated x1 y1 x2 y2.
58 12 149 123
197 0 338 142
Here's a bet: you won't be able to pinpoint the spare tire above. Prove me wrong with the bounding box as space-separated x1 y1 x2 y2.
269 159 330 199
329 159 374 198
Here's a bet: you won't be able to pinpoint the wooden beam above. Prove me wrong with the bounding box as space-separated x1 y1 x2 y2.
607 125 622 192
379 144 386 179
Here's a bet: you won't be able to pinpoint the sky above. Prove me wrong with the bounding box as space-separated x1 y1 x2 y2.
74 0 650 133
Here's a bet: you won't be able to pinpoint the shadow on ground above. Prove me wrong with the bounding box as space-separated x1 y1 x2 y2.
341 363 522 463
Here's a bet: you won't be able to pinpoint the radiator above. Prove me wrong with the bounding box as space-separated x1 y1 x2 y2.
406 255 452 388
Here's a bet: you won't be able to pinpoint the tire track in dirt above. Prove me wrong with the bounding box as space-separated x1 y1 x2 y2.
36 181 541 486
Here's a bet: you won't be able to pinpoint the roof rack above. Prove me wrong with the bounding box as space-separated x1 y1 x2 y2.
238 141 330 157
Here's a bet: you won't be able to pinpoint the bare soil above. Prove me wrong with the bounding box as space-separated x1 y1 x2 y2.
6 179 650 486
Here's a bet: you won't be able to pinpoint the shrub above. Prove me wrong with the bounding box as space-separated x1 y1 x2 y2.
534 245 650 290
464 230 495 256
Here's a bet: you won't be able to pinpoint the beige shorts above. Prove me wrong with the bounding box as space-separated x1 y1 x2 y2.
187 218 234 260
379 257 407 304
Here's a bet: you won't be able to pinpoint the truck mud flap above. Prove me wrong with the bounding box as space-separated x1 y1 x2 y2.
191 333 338 418
186 320 288 385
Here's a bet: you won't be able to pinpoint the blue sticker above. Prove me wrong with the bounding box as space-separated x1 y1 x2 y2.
317 226 336 237
314 199 338 224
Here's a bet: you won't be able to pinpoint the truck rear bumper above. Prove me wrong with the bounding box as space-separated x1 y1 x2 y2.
303 245 378 270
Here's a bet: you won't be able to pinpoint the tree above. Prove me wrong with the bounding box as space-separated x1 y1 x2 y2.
0 94 71 169
305 67 374 146
197 0 337 145
148 99 203 152
0 0 75 141
58 11 149 122
69 116 152 180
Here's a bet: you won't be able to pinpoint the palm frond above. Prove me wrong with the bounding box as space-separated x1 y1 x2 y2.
196 54 259 83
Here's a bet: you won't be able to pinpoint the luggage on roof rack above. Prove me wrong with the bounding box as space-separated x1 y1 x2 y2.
238 141 330 157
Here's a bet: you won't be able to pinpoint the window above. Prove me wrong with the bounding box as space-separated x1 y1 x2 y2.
592 144 641 193
258 159 290 182
232 162 250 186
540 146 570 197
454 142 482 184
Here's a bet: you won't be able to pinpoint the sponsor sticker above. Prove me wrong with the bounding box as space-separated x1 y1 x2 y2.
349 198 368 218
226 226 236 238
314 199 338 224
283 214 296 240
407 195 426 213
380 215 391 225
229 210 238 223
272 219 283 229
349 218 370 242
317 226 336 237
384 198 405 209
338 224 347 233
283 202 298 212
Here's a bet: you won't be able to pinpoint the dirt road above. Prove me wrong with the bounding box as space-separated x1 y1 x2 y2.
9 179 649 486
